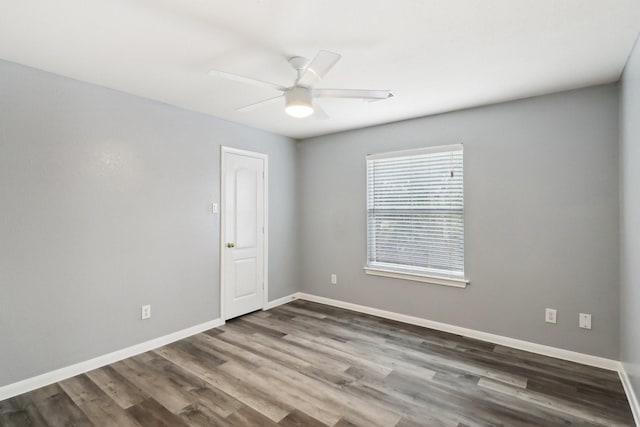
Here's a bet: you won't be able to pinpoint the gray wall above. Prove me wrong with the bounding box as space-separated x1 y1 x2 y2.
0 54 625 389
620 36 640 402
0 59 298 387
298 85 620 359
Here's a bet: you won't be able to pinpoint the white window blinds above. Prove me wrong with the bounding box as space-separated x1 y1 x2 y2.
366 144 464 278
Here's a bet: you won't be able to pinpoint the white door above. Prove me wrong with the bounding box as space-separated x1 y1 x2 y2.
221 147 267 320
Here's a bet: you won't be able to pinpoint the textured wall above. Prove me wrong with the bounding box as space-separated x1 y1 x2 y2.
0 59 298 386
298 85 620 358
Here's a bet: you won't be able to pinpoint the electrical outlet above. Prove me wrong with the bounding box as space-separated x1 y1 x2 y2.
331 274 337 285
545 308 557 324
141 305 151 320
579 313 592 330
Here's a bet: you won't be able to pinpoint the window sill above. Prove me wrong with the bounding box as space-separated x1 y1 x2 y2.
363 266 469 288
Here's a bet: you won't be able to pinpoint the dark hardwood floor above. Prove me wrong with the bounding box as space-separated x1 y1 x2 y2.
0 300 634 426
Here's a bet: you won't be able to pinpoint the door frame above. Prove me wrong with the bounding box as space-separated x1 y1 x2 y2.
220 146 269 321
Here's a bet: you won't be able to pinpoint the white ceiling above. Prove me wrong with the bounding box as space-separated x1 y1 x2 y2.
1 1 639 139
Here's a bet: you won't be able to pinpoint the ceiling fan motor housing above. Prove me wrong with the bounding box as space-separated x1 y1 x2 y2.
285 86 314 118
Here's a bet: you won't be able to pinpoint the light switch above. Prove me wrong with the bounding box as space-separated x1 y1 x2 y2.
211 202 218 214
579 313 592 330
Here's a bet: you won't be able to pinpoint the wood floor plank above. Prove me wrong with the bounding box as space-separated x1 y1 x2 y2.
1 299 634 426
187 332 266 369
201 327 225 337
215 326 313 370
257 361 402 426
189 385 243 418
239 329 353 373
255 329 393 378
344 378 459 427
225 405 282 427
245 319 404 375
127 398 190 427
154 340 292 422
197 365 291 423
84 365 148 409
274 304 329 320
385 365 603 426
478 377 631 426
149 349 243 418
244 311 349 344
219 360 344 426
430 340 624 395
333 418 362 427
279 307 528 390
277 409 328 427
110 356 196 414
347 369 485 426
59 374 142 427
227 317 288 338
0 393 49 427
152 341 225 379
301 333 438 381
424 339 628 415
178 403 236 427
30 383 93 427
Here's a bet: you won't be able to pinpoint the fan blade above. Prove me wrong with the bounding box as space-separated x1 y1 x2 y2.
313 104 329 120
209 70 286 92
314 89 393 101
237 95 283 112
297 50 341 87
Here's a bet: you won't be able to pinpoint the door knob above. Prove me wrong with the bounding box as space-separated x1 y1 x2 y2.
227 243 235 248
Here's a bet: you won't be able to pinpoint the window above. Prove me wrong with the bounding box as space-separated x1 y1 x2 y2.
365 144 467 287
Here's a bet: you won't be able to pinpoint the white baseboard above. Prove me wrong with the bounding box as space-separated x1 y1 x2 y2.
295 293 621 372
264 293 299 310
620 364 640 426
0 318 224 401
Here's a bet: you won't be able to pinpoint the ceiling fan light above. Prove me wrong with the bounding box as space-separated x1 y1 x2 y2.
285 87 314 118
285 104 314 118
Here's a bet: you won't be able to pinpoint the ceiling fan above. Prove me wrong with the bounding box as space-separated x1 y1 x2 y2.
208 50 394 118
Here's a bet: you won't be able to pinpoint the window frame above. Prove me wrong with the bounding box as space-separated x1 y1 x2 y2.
364 144 469 288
